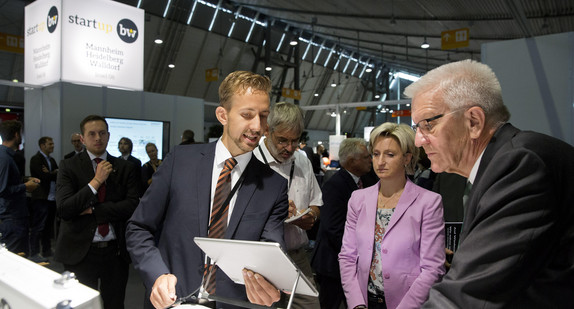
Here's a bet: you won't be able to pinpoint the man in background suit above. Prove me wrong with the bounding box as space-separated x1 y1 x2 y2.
56 115 139 308
126 71 288 309
29 136 58 262
118 137 142 196
311 138 373 309
63 132 84 159
405 60 574 308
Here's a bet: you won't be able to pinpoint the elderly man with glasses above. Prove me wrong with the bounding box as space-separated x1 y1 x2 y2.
254 102 322 309
406 59 574 308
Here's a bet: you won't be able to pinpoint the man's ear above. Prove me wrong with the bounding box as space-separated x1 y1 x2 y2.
215 106 228 126
465 106 486 139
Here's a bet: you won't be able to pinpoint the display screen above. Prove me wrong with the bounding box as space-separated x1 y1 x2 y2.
106 117 170 165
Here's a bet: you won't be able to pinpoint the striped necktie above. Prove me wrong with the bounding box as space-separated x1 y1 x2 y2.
204 157 237 294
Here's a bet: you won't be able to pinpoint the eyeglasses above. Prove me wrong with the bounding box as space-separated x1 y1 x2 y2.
276 138 300 147
412 109 464 135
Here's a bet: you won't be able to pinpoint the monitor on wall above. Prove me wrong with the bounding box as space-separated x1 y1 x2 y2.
105 117 170 165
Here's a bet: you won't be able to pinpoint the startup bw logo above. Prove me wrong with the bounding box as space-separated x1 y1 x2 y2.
47 6 58 33
117 19 138 43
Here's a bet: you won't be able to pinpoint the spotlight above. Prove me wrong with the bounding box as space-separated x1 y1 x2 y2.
265 66 272 71
168 63 175 68
154 38 163 44
330 80 337 87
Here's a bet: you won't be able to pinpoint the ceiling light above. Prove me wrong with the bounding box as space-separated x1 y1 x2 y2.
365 67 372 73
5 108 11 112
374 94 380 99
421 37 430 49
154 38 163 44
265 66 272 71
330 80 337 87
168 63 175 68
289 38 298 46
330 111 337 117
12 79 18 83
314 93 319 97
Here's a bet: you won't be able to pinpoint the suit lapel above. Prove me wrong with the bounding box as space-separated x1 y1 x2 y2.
198 144 216 237
78 151 96 182
225 156 258 238
383 179 418 238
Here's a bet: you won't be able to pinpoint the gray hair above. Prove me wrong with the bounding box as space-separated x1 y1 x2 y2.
339 138 368 167
404 59 510 128
369 122 419 175
267 102 304 135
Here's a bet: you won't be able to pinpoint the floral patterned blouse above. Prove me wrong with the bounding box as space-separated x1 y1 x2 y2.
368 207 395 296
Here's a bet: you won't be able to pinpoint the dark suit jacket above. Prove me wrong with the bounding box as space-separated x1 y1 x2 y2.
424 123 574 308
64 150 80 159
55 152 139 265
30 151 58 200
126 142 289 308
311 168 358 278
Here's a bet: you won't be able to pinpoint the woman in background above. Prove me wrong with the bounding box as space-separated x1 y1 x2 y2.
141 142 162 192
339 123 445 309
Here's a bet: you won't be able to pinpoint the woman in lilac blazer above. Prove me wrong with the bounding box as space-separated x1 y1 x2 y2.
339 123 445 309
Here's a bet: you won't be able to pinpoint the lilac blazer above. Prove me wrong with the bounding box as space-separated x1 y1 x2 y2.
339 179 446 309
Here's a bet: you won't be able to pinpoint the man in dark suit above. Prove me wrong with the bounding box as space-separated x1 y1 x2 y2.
29 136 58 262
311 138 373 309
63 132 84 159
405 60 574 308
118 137 142 196
126 71 288 309
55 115 139 309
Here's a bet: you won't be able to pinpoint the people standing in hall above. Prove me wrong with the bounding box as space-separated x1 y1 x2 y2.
141 142 161 193
126 71 288 309
118 137 142 196
55 115 139 309
405 60 574 308
339 123 445 309
29 136 58 262
0 120 40 255
311 137 374 309
64 132 84 159
253 102 322 309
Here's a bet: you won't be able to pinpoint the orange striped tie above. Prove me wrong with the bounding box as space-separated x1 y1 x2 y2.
204 157 237 294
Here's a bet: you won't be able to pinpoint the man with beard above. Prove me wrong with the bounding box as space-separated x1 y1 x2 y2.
254 102 322 309
0 120 40 255
126 71 288 309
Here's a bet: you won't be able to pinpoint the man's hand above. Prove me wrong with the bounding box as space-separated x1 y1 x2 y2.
80 208 93 215
445 248 454 270
150 274 178 309
91 160 113 189
243 269 281 306
289 213 315 230
25 177 40 192
287 200 297 218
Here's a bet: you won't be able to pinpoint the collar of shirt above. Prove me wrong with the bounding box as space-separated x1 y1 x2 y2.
345 169 361 185
468 148 486 185
215 138 251 172
121 154 129 160
87 150 108 162
40 150 50 159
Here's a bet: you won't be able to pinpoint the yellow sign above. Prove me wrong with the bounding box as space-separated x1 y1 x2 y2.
392 110 411 117
355 106 367 111
441 28 469 50
205 68 219 82
0 32 24 54
281 88 301 100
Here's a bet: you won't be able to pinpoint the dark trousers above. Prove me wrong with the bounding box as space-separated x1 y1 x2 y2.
0 216 29 255
29 199 56 256
64 240 129 309
315 273 346 309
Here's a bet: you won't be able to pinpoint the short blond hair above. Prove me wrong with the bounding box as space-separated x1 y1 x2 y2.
369 122 419 175
218 71 271 110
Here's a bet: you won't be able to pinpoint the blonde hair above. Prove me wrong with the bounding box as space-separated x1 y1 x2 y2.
369 122 419 175
218 71 271 110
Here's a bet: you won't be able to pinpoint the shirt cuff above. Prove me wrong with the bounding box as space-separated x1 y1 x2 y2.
88 183 97 194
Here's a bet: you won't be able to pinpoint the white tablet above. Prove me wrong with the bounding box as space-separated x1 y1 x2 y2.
193 237 318 297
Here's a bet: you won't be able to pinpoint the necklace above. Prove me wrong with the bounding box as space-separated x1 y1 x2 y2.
378 188 404 209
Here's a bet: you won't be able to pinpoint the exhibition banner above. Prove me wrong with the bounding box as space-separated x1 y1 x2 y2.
24 0 61 86
25 0 144 90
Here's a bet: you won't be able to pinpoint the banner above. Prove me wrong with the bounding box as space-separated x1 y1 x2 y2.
24 0 61 86
25 0 144 90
